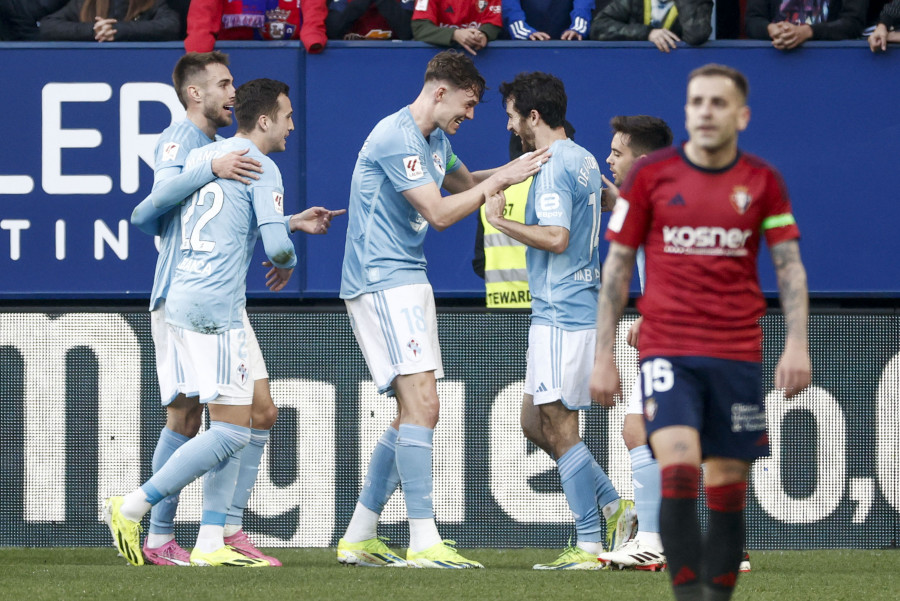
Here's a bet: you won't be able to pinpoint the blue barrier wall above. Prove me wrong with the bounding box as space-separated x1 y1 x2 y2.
0 41 897 299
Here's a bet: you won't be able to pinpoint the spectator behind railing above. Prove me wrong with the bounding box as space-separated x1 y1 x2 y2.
0 0 68 40
165 0 189 38
185 0 327 54
590 0 713 52
39 0 181 41
326 0 414 40
869 0 900 50
745 0 867 50
411 0 503 56
502 0 595 41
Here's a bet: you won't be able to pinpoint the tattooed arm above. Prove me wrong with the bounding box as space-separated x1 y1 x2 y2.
589 241 636 407
771 239 811 398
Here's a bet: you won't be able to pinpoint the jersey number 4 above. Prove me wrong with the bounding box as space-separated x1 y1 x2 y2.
181 182 224 252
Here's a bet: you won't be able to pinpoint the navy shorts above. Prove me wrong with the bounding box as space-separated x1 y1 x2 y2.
639 355 769 461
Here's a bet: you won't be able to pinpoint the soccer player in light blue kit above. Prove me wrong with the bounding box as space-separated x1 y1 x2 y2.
336 50 548 569
129 54 341 567
108 78 310 567
485 72 635 570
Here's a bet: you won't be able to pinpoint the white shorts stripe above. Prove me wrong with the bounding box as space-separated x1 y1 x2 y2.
374 291 401 365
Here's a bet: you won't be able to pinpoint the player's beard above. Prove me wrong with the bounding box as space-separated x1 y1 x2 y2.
516 126 536 153
204 102 233 129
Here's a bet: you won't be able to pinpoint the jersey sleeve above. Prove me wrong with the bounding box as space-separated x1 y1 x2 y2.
375 134 436 193
533 159 573 230
411 0 440 24
760 166 800 246
250 159 288 228
605 161 652 249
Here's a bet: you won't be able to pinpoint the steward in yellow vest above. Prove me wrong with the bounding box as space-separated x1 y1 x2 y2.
478 177 532 308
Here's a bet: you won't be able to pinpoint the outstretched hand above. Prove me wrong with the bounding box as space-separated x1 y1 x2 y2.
289 207 347 234
494 146 551 191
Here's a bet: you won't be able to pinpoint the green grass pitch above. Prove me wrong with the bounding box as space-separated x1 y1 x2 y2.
3 548 899 601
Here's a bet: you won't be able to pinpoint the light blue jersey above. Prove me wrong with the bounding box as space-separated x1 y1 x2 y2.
340 106 461 299
526 138 603 330
165 137 296 334
146 119 219 311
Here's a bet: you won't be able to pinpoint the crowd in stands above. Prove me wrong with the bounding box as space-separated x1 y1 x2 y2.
1 0 897 51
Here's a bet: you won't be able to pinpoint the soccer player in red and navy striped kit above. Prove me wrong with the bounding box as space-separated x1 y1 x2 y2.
590 64 811 601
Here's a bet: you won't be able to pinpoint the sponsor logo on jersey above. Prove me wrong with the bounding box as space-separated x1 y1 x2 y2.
403 155 424 180
489 4 501 13
272 191 284 214
662 226 752 256
643 396 657 421
729 186 752 214
432 152 444 175
406 338 423 361
607 197 629 233
536 192 563 218
163 142 180 162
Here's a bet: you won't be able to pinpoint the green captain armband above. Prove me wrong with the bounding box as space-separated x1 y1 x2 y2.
447 153 458 171
761 214 796 230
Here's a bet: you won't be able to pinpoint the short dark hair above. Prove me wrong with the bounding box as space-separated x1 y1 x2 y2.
609 115 673 156
234 78 290 133
424 50 486 101
688 63 749 102
499 72 567 129
172 51 230 108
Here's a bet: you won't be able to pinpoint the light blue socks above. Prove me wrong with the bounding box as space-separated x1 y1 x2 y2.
395 424 434 519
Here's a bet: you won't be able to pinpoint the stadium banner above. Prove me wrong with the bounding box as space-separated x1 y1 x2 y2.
0 310 897 549
0 42 898 299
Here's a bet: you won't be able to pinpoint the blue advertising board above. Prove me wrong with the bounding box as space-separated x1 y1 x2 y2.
0 41 897 299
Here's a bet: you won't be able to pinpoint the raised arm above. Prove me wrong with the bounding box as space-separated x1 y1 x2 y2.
403 147 549 231
484 190 569 253
589 241 636 406
770 239 811 397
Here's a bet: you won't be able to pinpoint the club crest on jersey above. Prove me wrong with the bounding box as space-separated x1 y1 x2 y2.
237 361 249 385
163 142 180 162
403 155 424 180
643 396 657 422
729 186 752 214
415 0 428 11
406 338 423 362
432 152 444 175
272 191 284 214
478 0 487 10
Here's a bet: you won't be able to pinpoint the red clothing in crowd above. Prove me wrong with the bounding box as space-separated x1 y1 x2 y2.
185 0 327 53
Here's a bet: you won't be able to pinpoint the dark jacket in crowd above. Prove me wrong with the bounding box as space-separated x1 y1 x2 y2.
745 0 867 40
590 0 713 46
0 0 68 40
39 0 181 41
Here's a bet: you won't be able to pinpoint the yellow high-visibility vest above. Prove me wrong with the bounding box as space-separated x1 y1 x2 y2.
480 177 532 308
